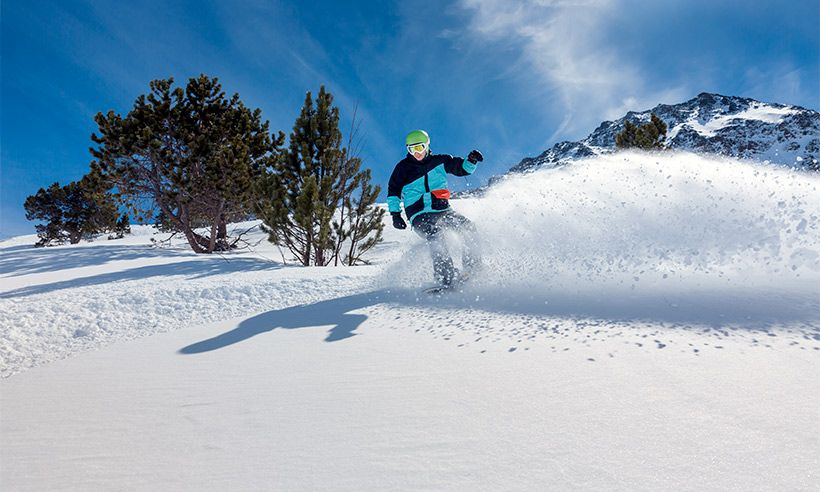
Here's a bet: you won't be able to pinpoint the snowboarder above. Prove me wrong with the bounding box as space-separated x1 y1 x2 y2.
387 129 483 290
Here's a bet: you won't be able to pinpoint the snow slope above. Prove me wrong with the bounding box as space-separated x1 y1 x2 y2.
2 152 819 490
0 223 382 378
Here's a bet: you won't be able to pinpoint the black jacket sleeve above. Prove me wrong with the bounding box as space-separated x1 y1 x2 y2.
442 154 472 177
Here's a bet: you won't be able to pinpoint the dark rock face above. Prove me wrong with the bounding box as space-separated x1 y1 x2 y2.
508 93 820 174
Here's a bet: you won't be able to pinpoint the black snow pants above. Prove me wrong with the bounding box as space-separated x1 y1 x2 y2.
412 210 482 286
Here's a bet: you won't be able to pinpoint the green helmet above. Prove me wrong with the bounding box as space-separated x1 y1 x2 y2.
405 129 430 146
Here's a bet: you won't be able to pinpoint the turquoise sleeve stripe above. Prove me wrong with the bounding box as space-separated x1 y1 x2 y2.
387 196 401 213
462 160 477 174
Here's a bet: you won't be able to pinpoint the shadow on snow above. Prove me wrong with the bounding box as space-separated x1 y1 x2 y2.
178 291 393 354
0 243 193 277
178 283 819 358
0 257 282 299
413 284 820 336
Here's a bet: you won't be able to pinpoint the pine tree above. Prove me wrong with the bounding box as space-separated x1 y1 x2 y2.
615 112 668 150
330 106 384 266
109 214 131 239
24 171 121 246
615 120 639 149
258 87 383 266
344 168 384 265
90 75 282 253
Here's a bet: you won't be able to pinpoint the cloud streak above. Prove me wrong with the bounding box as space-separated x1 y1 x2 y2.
459 0 688 141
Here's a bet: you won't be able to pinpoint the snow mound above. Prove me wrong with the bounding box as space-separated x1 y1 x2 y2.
384 152 820 327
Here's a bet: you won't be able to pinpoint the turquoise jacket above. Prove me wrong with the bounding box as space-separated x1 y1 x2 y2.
387 152 477 224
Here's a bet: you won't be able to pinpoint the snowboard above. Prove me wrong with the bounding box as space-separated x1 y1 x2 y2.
422 270 472 295
422 284 456 295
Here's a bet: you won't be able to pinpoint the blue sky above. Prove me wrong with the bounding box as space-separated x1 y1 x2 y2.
2 0 818 237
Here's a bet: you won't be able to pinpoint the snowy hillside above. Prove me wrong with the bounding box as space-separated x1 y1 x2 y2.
2 152 819 490
510 93 820 173
0 222 387 378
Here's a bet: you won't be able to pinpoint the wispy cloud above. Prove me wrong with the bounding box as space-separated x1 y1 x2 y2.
209 1 397 167
741 64 819 110
459 0 688 142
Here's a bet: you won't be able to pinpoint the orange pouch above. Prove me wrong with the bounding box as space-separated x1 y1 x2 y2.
431 189 451 199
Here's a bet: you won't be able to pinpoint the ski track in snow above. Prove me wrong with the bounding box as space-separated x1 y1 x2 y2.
2 152 820 378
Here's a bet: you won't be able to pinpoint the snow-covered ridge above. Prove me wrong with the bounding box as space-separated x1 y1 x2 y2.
672 104 799 138
509 93 820 174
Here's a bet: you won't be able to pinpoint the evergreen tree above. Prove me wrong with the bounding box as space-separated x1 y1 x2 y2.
258 87 383 266
109 214 131 239
90 75 282 253
615 112 668 150
259 87 340 266
343 168 385 265
615 120 639 149
24 171 121 246
330 107 384 266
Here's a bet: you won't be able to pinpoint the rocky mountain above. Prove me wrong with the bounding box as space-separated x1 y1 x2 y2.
508 92 820 174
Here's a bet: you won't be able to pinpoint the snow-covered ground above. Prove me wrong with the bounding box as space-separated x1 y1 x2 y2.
2 152 819 490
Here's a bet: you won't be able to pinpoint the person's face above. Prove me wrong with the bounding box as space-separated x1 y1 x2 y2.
408 142 428 161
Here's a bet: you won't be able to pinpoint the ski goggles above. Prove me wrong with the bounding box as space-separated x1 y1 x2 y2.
407 142 428 154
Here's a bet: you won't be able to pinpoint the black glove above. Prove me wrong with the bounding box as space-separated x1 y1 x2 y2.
391 212 407 230
467 150 483 164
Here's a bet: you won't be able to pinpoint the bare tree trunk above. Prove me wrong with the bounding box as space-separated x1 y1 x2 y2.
205 200 223 253
303 237 311 266
346 215 360 266
207 223 218 253
181 229 206 253
69 229 82 244
162 200 207 254
217 215 227 239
